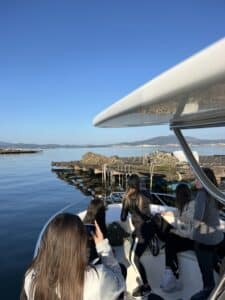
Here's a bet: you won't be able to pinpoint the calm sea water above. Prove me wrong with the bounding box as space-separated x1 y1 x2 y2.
1 146 225 299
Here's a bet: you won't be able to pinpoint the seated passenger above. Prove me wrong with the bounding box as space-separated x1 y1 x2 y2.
120 174 153 298
161 168 224 299
83 198 107 263
83 198 127 300
20 213 125 300
160 183 195 292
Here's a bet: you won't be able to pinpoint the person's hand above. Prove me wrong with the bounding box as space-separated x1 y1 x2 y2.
161 211 173 217
92 220 104 245
161 211 175 224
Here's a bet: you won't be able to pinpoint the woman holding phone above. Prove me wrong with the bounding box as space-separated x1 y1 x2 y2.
20 213 125 300
83 198 107 263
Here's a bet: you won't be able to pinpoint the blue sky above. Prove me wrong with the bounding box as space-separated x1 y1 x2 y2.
1 1 225 145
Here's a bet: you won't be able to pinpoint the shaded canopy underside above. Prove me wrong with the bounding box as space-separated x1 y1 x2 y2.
93 38 225 130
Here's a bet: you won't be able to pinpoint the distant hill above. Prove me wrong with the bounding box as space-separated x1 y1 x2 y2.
0 135 225 149
1 135 225 149
116 135 225 146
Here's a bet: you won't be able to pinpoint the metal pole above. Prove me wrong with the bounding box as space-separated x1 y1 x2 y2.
149 163 151 191
173 127 225 204
150 163 154 192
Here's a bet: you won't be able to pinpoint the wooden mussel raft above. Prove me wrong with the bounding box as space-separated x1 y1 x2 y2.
52 151 225 201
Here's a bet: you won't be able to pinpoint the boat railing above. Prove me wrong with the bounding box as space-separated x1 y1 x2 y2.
151 192 175 205
142 191 175 207
105 190 175 206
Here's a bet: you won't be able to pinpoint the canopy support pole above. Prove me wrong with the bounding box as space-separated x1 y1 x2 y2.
172 127 225 205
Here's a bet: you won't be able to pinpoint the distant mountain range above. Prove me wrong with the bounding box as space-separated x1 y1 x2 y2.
1 135 225 149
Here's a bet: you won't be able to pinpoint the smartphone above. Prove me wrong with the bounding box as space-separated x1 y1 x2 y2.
84 224 96 236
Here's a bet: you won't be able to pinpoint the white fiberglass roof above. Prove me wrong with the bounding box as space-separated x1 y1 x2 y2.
93 38 225 129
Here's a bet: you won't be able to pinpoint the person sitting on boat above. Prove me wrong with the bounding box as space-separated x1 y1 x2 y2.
160 183 195 292
120 173 153 298
83 198 107 264
20 213 125 300
83 198 127 300
160 168 224 299
190 168 224 300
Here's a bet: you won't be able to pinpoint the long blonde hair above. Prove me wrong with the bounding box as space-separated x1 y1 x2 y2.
23 213 88 300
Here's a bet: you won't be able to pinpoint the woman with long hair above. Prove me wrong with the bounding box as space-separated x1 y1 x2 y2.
83 198 107 264
83 198 107 238
161 168 224 298
20 213 124 300
160 183 195 292
120 174 152 298
190 168 224 300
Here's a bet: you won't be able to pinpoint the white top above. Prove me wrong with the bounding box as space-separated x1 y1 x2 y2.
172 201 195 239
24 239 125 300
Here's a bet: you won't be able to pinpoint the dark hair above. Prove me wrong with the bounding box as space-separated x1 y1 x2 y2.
175 183 191 214
123 174 141 210
22 213 88 300
83 198 107 238
127 174 140 191
202 167 218 187
202 167 223 209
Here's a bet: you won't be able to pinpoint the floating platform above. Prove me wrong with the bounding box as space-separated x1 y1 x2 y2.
0 148 41 154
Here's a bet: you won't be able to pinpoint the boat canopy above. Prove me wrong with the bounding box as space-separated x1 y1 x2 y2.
93 38 225 130
93 38 225 205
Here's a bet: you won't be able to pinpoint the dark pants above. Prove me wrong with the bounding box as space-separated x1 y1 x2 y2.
118 263 127 300
165 233 194 278
129 235 150 285
195 242 217 289
166 233 218 288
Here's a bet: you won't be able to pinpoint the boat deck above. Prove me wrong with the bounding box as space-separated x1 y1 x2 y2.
80 203 222 299
114 238 218 300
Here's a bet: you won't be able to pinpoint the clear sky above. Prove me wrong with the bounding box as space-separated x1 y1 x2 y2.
1 0 225 145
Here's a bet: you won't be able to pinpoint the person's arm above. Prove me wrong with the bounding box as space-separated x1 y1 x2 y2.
94 221 122 270
20 286 28 300
96 238 124 279
93 221 125 298
22 270 35 300
194 190 206 222
120 199 129 222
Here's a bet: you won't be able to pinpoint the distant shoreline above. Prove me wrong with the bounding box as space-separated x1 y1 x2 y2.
1 143 225 151
1 135 225 149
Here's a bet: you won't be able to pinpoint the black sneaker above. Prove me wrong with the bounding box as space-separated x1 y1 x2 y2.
132 284 151 299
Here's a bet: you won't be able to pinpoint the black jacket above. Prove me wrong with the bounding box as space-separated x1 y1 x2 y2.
120 192 152 240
